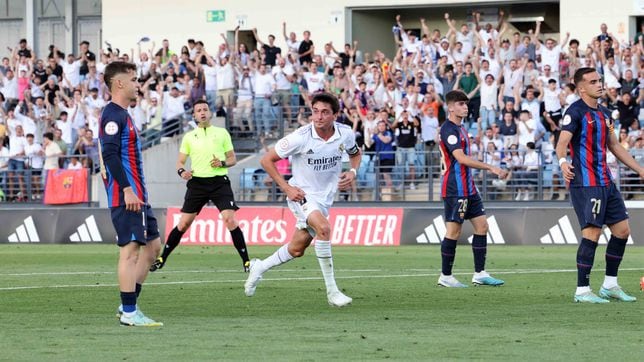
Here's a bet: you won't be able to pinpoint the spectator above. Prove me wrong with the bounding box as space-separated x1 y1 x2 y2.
392 110 419 190
233 64 254 132
67 155 82 170
8 124 27 201
24 133 43 199
252 28 281 67
0 140 8 197
615 92 638 130
499 111 518 149
41 131 62 190
372 120 394 196
298 30 314 65
253 63 276 137
159 82 188 137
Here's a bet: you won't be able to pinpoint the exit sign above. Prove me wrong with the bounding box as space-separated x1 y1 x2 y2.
207 10 225 22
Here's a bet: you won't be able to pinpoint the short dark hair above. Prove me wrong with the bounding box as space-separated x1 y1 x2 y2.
445 90 469 105
59 111 68 117
192 99 209 111
311 92 340 114
519 110 531 117
80 40 89 46
526 142 536 149
573 67 597 86
26 133 34 138
104 61 137 90
43 132 54 141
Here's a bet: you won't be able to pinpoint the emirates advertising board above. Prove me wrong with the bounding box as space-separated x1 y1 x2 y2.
164 207 404 246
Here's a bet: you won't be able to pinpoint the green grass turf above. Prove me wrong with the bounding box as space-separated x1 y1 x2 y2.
1 245 643 361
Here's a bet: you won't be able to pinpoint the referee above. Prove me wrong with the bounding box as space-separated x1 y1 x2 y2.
150 99 250 272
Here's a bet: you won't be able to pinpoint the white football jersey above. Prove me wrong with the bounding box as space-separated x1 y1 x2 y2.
275 122 358 207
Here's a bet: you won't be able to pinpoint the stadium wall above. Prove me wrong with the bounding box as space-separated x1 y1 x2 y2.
102 0 642 58
1 203 643 245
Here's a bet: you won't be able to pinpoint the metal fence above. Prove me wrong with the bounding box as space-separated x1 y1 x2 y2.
237 150 644 203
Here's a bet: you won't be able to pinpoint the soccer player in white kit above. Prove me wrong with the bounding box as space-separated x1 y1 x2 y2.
244 92 361 307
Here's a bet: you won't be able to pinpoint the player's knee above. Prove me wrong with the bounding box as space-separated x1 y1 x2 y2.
177 219 193 232
474 222 489 235
222 215 238 230
611 225 630 239
314 225 331 240
288 245 306 258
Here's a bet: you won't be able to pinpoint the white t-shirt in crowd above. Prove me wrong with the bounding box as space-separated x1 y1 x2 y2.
253 72 275 97
480 82 498 110
304 71 325 92
25 142 44 169
55 119 72 144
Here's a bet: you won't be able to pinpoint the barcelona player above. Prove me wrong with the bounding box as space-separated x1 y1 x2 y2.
99 61 162 326
557 67 644 303
437 90 508 288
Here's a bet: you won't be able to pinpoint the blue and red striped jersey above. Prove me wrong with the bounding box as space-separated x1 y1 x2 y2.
439 120 477 198
98 102 148 207
561 99 613 187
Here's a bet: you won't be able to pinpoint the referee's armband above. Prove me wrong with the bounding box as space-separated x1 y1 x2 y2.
347 144 360 155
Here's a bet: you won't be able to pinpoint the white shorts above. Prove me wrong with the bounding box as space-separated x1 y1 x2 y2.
287 197 329 237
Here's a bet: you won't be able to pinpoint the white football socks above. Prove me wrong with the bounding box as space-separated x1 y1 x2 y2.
261 244 294 273
575 286 591 295
602 276 618 289
315 240 339 293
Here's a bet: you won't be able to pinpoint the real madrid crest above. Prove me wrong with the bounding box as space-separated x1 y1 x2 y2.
338 144 345 153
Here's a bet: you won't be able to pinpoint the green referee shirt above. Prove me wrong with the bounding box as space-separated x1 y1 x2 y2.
180 125 233 177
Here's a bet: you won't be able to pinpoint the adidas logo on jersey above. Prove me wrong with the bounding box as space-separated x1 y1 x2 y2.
306 149 315 154
8 216 40 243
540 215 633 245
416 215 505 244
69 215 103 242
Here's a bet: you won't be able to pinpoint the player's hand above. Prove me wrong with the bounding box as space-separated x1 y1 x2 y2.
561 161 575 182
123 187 143 213
285 185 306 203
490 166 508 179
338 170 356 190
181 170 193 180
210 155 223 168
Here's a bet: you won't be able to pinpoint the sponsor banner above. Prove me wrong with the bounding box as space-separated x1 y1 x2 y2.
401 207 644 246
165 207 404 246
0 210 58 243
0 206 642 245
0 208 166 244
43 169 89 205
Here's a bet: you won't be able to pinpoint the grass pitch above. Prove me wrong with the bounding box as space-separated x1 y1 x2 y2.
1 245 643 361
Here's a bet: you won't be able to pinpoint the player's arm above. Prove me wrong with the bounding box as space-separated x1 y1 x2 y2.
451 148 507 178
555 130 575 182
607 131 644 178
100 122 142 211
260 148 305 202
211 130 236 168
339 142 362 190
176 152 192 180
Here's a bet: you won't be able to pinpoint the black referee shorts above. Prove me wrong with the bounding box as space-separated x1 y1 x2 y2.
181 176 240 214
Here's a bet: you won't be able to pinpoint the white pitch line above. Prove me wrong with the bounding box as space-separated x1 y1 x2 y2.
0 269 383 277
1 267 643 291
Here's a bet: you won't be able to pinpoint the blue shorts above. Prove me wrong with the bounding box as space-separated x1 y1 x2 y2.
569 183 628 229
110 204 160 246
443 193 486 224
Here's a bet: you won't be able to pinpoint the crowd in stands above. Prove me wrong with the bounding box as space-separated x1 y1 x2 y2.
0 11 643 202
